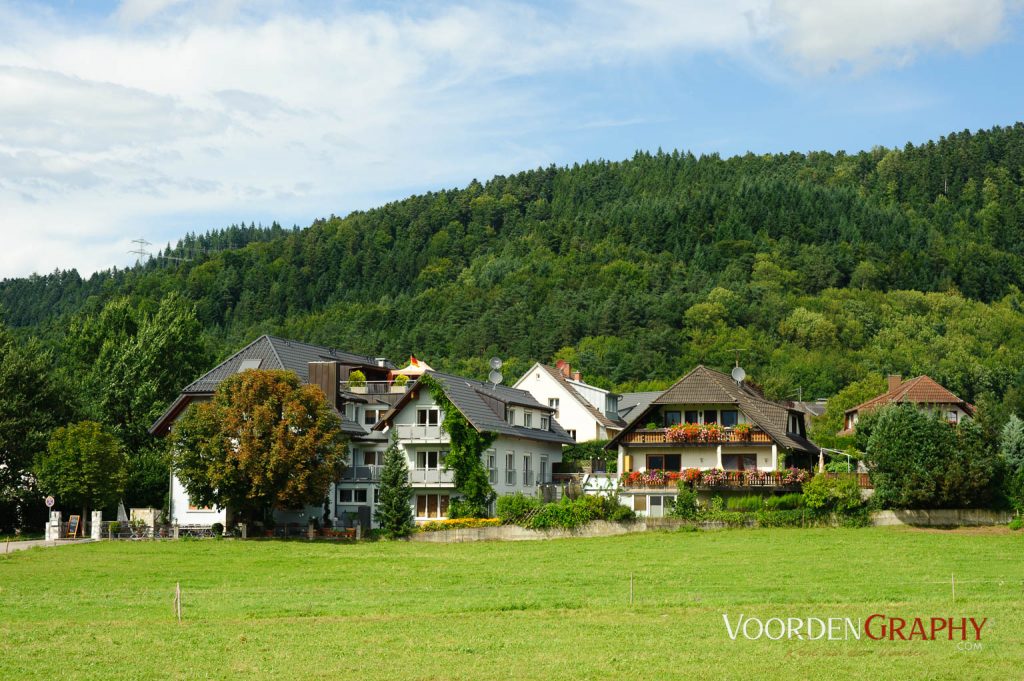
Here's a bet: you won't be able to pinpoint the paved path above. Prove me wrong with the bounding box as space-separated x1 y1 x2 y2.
0 538 94 555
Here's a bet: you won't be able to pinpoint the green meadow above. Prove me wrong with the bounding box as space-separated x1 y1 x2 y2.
1 527 1020 680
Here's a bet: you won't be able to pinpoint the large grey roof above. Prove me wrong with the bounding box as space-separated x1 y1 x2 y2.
610 365 818 454
180 335 391 394
381 370 575 446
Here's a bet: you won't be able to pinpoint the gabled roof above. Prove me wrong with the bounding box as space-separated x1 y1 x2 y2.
377 370 575 445
845 376 974 416
608 365 818 454
179 335 390 394
150 335 392 435
531 363 626 430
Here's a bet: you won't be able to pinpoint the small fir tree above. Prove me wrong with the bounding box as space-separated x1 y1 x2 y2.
375 435 415 538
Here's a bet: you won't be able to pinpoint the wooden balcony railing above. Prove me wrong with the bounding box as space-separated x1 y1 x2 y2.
621 427 772 445
619 468 810 489
820 472 873 489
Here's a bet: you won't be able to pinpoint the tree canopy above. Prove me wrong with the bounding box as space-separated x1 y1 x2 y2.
34 421 127 520
170 369 346 523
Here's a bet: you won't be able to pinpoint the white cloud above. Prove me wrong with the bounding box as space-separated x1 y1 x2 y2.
0 0 1016 277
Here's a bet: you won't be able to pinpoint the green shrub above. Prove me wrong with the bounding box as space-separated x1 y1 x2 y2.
1009 517 1024 531
211 522 224 536
526 500 591 530
709 495 724 512
802 474 862 515
754 509 806 527
394 374 410 387
697 510 754 527
496 492 541 524
763 493 804 511
108 521 121 537
348 370 366 387
668 485 698 519
726 495 764 512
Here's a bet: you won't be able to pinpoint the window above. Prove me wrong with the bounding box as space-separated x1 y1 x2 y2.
338 488 368 503
721 410 738 427
648 495 676 519
567 429 577 441
548 398 560 418
787 413 805 436
415 494 450 518
505 452 516 485
237 358 262 372
416 408 440 426
364 408 383 426
665 454 681 471
633 495 647 512
524 412 533 428
648 454 664 470
508 408 517 426
487 450 497 484
373 488 380 505
344 403 356 420
684 410 699 424
947 411 959 424
523 454 532 486
704 410 718 425
416 451 445 470
540 415 550 431
540 456 548 484
605 395 618 419
664 411 681 427
722 454 758 471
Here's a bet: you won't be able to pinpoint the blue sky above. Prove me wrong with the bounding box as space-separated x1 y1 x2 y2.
1 0 1022 277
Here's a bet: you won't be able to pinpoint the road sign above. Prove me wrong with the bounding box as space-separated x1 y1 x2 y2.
45 496 55 508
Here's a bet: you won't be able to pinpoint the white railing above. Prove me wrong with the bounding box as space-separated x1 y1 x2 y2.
341 381 410 395
410 469 455 485
340 465 383 482
394 424 448 441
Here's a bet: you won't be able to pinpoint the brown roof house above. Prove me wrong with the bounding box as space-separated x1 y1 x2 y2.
839 375 974 436
606 365 819 517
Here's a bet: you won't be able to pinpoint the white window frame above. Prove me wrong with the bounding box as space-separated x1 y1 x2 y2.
416 450 446 470
487 450 497 484
505 451 516 486
524 412 533 428
416 407 440 426
540 415 550 431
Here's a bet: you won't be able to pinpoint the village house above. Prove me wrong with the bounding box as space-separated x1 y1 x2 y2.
839 375 975 435
149 335 398 529
607 365 819 517
373 370 575 522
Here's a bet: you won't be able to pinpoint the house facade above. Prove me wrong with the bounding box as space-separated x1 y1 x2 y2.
607 365 819 517
840 375 975 435
370 370 575 523
513 361 626 443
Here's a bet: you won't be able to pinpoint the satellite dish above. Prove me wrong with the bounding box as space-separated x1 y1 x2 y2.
488 369 504 385
731 366 746 383
489 357 503 370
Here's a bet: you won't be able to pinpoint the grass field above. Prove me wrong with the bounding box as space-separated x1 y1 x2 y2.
1 527 1021 680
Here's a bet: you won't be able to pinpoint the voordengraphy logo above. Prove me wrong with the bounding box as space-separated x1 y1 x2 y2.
722 614 988 642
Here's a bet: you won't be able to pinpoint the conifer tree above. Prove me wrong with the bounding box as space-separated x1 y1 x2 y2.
375 435 415 538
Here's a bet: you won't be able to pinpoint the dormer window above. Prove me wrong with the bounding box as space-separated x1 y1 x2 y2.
508 408 517 426
540 415 550 431
787 413 805 437
524 412 533 428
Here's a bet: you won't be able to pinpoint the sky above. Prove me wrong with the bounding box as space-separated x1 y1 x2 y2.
1 0 1023 278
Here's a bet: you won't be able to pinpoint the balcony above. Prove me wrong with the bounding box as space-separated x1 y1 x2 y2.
621 426 772 446
341 380 409 396
394 424 449 442
340 465 383 482
409 468 455 485
620 468 810 490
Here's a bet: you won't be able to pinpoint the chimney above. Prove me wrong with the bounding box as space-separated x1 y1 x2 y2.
887 375 901 393
555 359 571 378
571 371 582 382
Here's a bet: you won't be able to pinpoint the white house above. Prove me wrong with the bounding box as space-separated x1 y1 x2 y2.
365 370 575 523
513 361 626 443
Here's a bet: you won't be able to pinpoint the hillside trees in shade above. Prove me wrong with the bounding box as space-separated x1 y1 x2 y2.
170 370 346 524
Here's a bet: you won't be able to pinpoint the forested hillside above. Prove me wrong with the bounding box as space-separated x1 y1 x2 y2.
5 123 1024 417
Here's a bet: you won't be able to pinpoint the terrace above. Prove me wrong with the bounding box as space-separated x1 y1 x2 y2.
621 424 772 446
619 467 810 490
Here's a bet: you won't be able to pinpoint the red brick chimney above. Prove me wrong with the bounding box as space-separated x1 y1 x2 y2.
555 359 571 378
887 375 902 394
571 371 582 382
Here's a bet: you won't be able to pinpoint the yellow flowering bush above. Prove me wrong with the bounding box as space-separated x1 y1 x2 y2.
417 518 501 532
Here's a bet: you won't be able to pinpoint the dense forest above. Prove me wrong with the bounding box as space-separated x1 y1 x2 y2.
4 123 1024 527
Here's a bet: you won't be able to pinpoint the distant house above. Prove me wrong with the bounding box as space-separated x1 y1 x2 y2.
513 361 625 443
607 365 819 517
150 335 397 528
374 370 574 522
839 375 974 436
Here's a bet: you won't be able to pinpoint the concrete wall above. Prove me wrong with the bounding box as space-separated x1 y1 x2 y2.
870 509 1015 527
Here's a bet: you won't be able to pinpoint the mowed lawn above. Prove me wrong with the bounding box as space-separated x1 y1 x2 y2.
1 527 1021 680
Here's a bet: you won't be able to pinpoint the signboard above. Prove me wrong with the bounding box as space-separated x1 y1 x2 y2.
67 515 80 538
45 496 55 509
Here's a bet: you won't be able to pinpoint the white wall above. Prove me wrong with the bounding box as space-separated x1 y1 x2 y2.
626 446 775 472
169 474 226 526
514 366 607 441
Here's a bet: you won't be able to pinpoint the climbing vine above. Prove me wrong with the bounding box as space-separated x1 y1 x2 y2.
420 374 496 518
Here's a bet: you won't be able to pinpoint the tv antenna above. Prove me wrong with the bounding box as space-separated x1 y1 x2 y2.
487 357 503 389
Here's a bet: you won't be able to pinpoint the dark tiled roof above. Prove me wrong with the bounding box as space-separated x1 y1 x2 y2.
180 335 391 394
379 370 576 446
535 364 625 430
617 391 662 425
610 365 818 454
846 376 973 416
